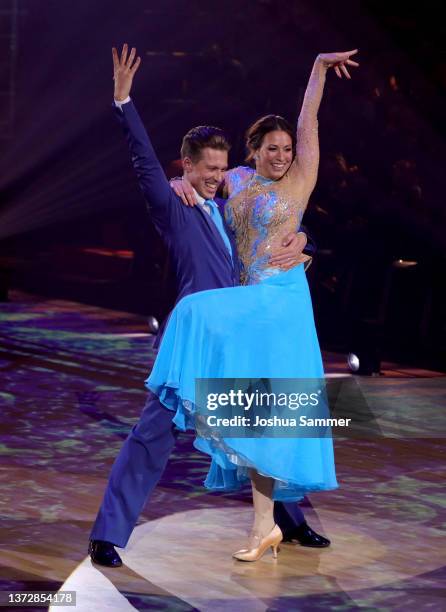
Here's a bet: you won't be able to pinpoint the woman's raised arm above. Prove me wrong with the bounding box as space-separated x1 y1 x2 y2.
295 50 359 197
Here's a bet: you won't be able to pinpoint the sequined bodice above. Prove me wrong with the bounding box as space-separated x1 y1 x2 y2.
225 164 308 285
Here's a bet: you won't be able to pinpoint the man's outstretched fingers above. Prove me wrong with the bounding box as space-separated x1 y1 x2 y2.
121 43 128 65
127 47 136 68
112 47 119 71
131 57 141 74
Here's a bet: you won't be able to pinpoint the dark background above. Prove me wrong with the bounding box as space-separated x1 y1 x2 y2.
0 0 445 369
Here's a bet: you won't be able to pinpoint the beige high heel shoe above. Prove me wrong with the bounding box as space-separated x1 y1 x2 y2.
232 525 283 562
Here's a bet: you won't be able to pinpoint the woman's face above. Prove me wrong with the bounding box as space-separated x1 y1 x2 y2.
254 130 293 180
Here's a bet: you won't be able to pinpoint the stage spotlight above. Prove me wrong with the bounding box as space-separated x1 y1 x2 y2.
348 320 382 376
147 316 159 334
347 353 360 372
347 348 381 376
392 259 418 269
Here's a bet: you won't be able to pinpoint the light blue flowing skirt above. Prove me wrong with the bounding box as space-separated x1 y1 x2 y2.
146 264 338 501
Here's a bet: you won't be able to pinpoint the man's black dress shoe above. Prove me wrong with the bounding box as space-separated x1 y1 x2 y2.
283 521 330 547
88 540 123 567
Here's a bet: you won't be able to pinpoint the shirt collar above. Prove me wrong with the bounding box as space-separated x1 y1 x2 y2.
194 189 217 207
193 188 207 206
193 188 217 215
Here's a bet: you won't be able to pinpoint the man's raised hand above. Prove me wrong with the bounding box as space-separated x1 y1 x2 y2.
112 43 141 101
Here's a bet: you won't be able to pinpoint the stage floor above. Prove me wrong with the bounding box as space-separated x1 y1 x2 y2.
0 291 445 610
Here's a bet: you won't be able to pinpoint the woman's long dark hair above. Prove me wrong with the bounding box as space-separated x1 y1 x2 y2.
245 114 296 165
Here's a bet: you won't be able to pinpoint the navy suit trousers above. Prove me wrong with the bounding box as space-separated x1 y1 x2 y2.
91 392 304 547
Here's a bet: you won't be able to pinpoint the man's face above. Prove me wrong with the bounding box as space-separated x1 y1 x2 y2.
183 148 228 200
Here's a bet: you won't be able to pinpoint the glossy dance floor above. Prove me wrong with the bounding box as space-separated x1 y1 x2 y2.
1 291 445 611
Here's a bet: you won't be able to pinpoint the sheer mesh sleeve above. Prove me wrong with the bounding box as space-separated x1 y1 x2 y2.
289 58 327 198
225 166 255 198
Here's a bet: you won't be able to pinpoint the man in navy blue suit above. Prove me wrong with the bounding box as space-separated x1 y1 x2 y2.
89 44 329 567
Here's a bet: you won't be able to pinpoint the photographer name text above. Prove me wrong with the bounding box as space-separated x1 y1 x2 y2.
207 415 351 427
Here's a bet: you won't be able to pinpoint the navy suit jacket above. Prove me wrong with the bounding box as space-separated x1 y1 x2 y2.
115 101 240 343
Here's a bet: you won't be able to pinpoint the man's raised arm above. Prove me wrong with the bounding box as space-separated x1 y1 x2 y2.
112 44 183 232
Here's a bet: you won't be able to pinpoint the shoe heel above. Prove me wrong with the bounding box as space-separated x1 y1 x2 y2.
233 525 283 562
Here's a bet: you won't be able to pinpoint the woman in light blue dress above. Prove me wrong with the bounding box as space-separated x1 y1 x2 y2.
148 50 359 560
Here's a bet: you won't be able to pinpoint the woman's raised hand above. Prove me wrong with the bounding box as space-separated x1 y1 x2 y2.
112 43 141 101
170 177 198 206
317 50 359 79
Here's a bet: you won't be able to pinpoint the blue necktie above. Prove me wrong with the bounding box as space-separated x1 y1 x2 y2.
205 200 233 260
